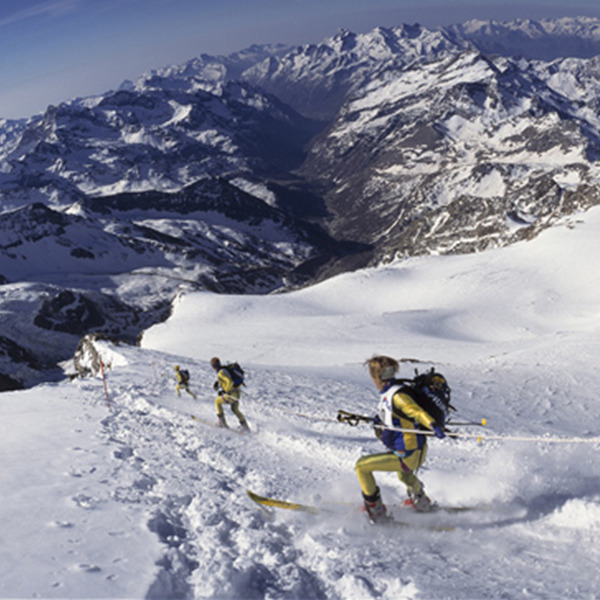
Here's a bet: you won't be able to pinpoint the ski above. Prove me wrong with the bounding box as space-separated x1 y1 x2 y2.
246 489 457 530
432 504 490 514
246 489 322 514
400 501 491 514
191 414 249 435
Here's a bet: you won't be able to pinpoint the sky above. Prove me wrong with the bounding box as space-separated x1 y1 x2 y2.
1 0 600 121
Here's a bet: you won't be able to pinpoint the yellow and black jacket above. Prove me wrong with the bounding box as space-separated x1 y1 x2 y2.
216 368 241 399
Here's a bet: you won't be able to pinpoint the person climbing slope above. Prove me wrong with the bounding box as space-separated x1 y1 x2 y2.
174 365 197 399
210 357 249 431
355 355 446 522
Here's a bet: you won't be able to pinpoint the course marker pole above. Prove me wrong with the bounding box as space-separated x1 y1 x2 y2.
99 359 111 409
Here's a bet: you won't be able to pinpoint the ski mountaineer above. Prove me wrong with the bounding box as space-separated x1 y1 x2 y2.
174 365 197 399
210 357 250 431
356 355 446 522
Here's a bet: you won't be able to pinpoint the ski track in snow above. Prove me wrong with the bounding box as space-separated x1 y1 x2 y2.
3 342 600 599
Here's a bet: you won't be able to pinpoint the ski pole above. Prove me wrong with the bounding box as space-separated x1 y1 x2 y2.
373 424 600 444
336 410 374 426
99 359 111 409
338 412 600 444
448 432 600 444
447 418 487 427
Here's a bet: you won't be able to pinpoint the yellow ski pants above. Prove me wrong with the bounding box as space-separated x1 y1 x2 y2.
355 446 427 497
215 390 245 423
176 383 196 399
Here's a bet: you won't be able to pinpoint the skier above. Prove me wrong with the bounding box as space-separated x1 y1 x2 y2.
210 357 249 431
355 355 445 522
174 365 197 399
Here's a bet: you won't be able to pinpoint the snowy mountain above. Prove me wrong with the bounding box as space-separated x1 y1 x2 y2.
242 25 464 121
299 49 600 262
2 205 600 598
0 79 319 207
0 178 348 388
446 16 600 60
2 16 600 389
241 17 600 119
243 20 600 265
0 79 336 388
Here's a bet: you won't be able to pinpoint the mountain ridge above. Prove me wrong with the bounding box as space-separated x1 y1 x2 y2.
1 16 600 388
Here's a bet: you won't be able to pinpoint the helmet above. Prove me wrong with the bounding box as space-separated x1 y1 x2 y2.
174 365 179 370
210 357 221 369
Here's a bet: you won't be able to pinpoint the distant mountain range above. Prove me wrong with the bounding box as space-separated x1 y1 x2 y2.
1 16 600 389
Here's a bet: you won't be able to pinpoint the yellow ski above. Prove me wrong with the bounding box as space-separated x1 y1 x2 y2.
246 489 321 514
246 489 476 531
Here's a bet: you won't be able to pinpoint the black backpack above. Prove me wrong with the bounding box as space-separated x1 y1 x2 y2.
224 362 245 387
179 369 190 383
398 368 453 427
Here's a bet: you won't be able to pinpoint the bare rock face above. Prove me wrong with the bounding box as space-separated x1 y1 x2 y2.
73 334 113 378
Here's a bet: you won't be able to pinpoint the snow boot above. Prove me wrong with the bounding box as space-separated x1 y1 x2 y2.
362 488 388 523
405 489 435 512
217 414 228 428
239 420 250 432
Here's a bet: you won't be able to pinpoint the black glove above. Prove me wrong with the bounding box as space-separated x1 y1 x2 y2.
373 415 383 441
213 381 219 391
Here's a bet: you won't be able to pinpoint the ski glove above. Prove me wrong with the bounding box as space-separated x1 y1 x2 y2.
373 415 383 441
213 381 220 391
432 425 446 439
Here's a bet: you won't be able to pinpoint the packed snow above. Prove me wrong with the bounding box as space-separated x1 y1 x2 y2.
2 207 600 599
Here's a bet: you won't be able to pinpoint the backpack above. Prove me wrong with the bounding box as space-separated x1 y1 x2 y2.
398 368 453 427
179 369 190 384
224 362 245 387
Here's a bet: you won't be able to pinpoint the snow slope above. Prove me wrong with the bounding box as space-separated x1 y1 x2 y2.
2 207 600 598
